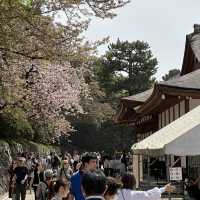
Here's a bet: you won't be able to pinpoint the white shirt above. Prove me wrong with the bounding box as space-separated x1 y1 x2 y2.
74 155 79 161
117 187 165 200
51 194 62 200
104 159 111 168
86 195 105 200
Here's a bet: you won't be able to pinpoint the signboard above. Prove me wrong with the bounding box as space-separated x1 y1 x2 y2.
169 167 182 181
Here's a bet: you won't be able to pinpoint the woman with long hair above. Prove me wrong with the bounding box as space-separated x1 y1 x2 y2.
33 162 44 200
51 179 69 200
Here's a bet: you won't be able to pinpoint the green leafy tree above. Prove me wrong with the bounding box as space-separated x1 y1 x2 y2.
162 69 180 81
69 119 134 153
68 57 135 153
0 106 34 139
70 39 158 153
97 39 158 96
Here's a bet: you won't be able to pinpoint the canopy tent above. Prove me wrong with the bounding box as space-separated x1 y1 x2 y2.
132 105 200 156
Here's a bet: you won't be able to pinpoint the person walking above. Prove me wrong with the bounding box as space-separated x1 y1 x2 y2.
69 152 97 200
103 156 111 177
8 160 17 199
51 153 61 172
36 169 54 200
13 157 29 200
120 151 128 172
33 162 44 199
57 159 73 182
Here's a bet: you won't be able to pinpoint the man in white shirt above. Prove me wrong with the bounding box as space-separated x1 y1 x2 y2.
118 172 175 200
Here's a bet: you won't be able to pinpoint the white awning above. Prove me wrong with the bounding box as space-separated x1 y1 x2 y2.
132 105 200 156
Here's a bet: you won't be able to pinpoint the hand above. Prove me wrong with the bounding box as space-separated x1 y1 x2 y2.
165 183 175 193
21 180 25 184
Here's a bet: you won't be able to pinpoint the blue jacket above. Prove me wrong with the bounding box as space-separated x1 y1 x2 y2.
70 171 85 200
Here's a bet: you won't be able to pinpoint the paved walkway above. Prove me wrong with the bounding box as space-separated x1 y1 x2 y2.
1 193 184 200
2 191 35 200
2 195 183 200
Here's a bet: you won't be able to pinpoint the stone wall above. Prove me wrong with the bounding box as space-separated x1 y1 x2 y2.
0 140 59 196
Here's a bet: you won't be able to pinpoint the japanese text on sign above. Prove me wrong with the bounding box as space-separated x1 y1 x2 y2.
169 167 182 181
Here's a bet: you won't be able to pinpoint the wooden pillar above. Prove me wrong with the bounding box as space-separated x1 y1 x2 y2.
185 98 190 178
139 155 143 183
147 156 150 182
178 101 181 117
133 155 140 188
173 106 175 121
168 109 170 123
165 155 170 182
164 110 167 125
185 99 190 113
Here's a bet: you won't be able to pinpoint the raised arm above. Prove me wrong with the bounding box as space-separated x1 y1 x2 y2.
124 184 175 200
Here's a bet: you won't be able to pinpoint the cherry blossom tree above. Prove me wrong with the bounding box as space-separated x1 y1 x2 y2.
0 0 130 141
0 0 130 61
0 54 90 139
26 61 89 137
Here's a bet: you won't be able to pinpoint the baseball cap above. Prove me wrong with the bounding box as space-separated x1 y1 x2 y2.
44 169 54 178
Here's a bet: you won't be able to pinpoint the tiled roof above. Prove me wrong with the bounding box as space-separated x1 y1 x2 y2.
159 69 200 90
122 89 153 103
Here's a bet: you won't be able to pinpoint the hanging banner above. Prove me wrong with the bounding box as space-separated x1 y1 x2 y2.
169 167 182 181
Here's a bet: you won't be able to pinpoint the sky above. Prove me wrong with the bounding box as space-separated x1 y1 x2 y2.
84 0 200 80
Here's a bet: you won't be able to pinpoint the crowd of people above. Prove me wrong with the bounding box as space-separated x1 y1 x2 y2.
8 151 175 200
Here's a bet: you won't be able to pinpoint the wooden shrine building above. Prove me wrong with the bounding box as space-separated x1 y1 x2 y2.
115 24 200 187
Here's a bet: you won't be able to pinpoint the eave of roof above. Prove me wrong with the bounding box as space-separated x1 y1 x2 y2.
121 89 153 104
113 104 138 124
116 75 200 123
114 89 154 123
160 69 200 89
137 83 200 116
